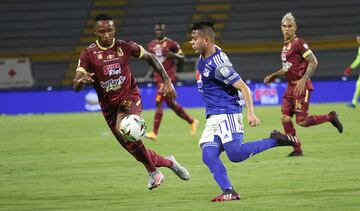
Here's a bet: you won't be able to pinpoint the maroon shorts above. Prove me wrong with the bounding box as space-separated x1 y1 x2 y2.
155 83 173 104
281 89 311 119
102 99 142 140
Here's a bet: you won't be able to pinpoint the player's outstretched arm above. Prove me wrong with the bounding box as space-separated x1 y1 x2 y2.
232 79 260 127
165 51 185 63
73 71 94 92
141 51 177 101
264 68 286 85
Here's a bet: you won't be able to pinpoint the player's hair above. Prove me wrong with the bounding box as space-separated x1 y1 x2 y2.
282 12 296 23
155 22 165 26
95 14 113 22
191 17 215 42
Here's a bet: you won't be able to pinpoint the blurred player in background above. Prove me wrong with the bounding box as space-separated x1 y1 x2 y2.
190 17 300 202
73 14 190 190
145 23 198 141
264 13 343 157
343 35 360 108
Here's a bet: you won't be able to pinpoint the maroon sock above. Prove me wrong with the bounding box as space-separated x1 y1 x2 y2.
282 121 301 152
127 141 156 172
153 107 163 134
171 104 193 124
147 150 173 168
282 121 296 136
301 115 331 127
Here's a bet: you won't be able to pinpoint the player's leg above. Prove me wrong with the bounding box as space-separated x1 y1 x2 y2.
199 116 239 202
202 141 240 202
165 95 199 135
281 95 302 156
145 87 164 140
349 75 360 107
220 114 298 162
295 90 343 133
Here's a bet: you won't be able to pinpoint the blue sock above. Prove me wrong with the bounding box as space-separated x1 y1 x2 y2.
224 133 277 162
202 143 232 191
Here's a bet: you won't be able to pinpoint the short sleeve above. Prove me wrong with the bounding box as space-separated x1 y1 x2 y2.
296 38 312 58
129 41 145 58
76 50 90 74
214 65 241 85
170 41 182 54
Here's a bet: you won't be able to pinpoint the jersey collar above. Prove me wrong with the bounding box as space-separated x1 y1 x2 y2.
96 38 115 50
284 35 296 44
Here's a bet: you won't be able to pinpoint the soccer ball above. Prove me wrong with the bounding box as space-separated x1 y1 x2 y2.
119 114 147 141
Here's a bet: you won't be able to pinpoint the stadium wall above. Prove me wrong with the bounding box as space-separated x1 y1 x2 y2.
0 80 356 115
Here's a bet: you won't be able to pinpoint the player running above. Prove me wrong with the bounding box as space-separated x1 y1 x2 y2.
190 17 300 202
72 14 190 190
343 35 360 108
264 12 343 156
145 22 198 141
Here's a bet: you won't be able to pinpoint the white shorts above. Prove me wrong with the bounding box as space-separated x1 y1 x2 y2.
199 113 244 146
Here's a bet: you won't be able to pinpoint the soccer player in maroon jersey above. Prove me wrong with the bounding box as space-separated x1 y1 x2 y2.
264 12 343 156
72 14 190 189
145 23 199 141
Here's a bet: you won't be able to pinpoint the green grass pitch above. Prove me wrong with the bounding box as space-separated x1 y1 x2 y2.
1 103 359 210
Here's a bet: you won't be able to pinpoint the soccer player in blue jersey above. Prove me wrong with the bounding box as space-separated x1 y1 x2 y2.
190 17 300 202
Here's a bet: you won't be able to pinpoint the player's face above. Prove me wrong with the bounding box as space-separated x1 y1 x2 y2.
356 35 360 44
154 24 166 40
94 20 115 47
190 30 206 54
281 20 297 41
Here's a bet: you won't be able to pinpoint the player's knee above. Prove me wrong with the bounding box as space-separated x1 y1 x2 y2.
226 147 248 163
296 117 308 127
281 115 292 122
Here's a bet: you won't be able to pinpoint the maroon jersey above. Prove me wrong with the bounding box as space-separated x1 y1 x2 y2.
281 37 313 91
77 38 144 110
147 37 182 83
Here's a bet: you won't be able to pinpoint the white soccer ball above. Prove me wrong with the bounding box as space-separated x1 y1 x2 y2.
119 114 147 141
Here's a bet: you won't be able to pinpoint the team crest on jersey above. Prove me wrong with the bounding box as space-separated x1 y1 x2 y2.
203 68 210 77
196 70 203 89
103 63 121 76
117 47 124 57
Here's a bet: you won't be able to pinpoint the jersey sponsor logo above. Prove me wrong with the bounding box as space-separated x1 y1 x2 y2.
106 54 114 60
100 76 126 92
196 70 203 89
103 63 121 76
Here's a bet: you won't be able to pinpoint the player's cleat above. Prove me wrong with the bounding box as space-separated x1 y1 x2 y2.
329 111 343 133
288 150 304 157
166 155 190 180
347 103 355 108
211 188 240 202
145 131 158 141
190 119 199 135
270 130 301 147
147 169 164 190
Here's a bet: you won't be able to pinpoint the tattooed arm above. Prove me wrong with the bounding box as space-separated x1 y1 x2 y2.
294 52 318 96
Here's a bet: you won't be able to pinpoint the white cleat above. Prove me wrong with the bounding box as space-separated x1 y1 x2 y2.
147 169 165 190
166 155 190 180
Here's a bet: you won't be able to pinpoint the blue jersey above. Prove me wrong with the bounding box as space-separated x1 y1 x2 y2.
196 46 242 117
